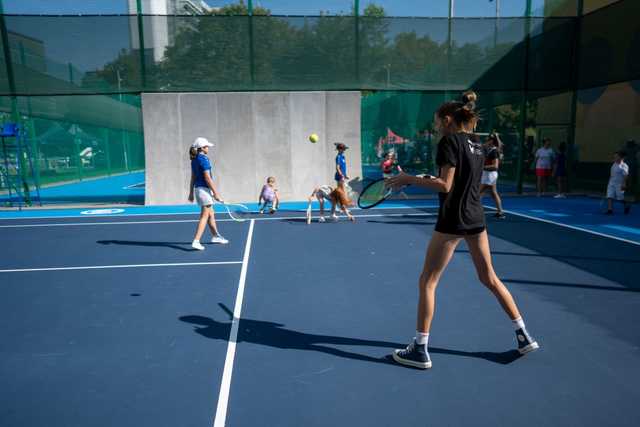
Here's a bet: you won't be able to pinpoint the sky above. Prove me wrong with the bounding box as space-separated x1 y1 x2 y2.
2 0 556 17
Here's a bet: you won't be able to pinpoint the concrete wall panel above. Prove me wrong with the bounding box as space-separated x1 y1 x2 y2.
215 92 254 202
327 92 363 192
253 92 292 200
143 91 360 205
289 92 327 197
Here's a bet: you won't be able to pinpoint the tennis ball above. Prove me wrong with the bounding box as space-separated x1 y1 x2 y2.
309 133 319 143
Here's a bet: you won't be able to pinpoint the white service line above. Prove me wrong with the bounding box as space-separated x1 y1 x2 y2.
484 205 640 247
0 261 243 274
0 212 436 228
0 219 200 228
0 203 439 221
214 219 255 427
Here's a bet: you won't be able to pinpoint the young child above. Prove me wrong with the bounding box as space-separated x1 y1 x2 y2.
335 142 349 189
381 151 397 179
188 137 228 250
307 184 355 224
480 133 505 218
535 138 555 196
605 150 631 215
258 176 279 214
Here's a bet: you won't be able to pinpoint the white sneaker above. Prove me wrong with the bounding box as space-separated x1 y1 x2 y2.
330 215 338 222
211 235 229 244
318 216 326 223
191 240 205 251
554 194 566 198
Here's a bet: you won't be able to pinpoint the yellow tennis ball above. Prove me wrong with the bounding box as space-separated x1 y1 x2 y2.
309 133 319 143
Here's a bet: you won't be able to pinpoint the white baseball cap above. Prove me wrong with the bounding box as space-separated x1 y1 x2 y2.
192 137 213 149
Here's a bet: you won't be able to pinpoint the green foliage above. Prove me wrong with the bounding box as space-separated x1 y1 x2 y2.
363 3 386 17
209 1 270 16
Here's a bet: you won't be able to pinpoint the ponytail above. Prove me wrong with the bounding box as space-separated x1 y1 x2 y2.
189 146 198 160
436 90 479 126
331 187 354 209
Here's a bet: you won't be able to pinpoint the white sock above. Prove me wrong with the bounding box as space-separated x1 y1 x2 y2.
513 317 525 330
193 239 200 243
415 331 429 346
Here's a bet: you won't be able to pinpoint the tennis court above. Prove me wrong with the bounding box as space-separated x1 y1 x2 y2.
1 0 639 426
2 198 639 427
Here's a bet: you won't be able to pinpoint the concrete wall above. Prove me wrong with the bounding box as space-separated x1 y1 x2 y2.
142 91 361 205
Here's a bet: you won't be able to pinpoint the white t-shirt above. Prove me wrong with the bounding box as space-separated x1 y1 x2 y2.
535 147 554 169
317 185 333 200
609 161 629 187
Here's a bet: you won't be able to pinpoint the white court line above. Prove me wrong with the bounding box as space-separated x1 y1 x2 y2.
0 212 436 228
484 205 640 247
214 219 255 427
0 203 439 221
0 219 201 228
0 261 242 274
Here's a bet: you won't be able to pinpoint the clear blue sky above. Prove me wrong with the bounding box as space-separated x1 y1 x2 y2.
2 0 554 17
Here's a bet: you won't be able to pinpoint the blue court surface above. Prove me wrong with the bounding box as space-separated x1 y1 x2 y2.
0 172 145 205
1 201 640 427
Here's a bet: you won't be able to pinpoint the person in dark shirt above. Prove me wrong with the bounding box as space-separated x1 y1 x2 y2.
386 91 539 369
553 142 568 198
480 133 505 218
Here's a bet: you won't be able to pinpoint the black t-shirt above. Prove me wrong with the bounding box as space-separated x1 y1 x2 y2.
434 132 486 234
483 146 499 171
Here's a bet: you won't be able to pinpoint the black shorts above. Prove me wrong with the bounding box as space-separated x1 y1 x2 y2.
434 225 486 236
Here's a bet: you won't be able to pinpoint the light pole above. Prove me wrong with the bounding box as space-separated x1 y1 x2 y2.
116 68 130 172
384 64 391 87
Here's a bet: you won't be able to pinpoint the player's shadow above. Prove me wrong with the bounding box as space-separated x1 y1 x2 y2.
284 218 310 224
97 240 196 252
367 219 436 226
179 303 521 367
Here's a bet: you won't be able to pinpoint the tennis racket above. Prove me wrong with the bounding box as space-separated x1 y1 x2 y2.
357 174 430 209
218 202 251 222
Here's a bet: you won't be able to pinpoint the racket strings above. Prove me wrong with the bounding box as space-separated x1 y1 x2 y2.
358 180 390 208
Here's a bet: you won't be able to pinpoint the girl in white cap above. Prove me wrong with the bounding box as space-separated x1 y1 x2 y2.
188 137 228 250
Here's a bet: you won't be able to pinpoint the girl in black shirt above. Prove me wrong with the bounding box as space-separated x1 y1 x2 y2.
387 91 538 369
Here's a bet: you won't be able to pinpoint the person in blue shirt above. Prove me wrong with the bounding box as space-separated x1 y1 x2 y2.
334 142 349 189
188 137 228 250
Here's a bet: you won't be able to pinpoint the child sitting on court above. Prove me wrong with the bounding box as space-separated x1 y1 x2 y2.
258 176 279 214
307 184 355 223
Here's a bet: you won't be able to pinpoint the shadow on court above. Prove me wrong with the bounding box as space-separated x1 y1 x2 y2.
97 240 197 252
502 278 640 293
179 304 521 367
367 219 436 226
455 249 640 265
485 218 640 291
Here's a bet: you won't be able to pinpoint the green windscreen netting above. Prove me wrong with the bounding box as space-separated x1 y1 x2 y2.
4 15 142 94
0 94 144 203
0 3 637 95
0 0 638 202
579 0 640 88
361 90 529 187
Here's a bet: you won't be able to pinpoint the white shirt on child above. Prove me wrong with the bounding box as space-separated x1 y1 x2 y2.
609 161 629 187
